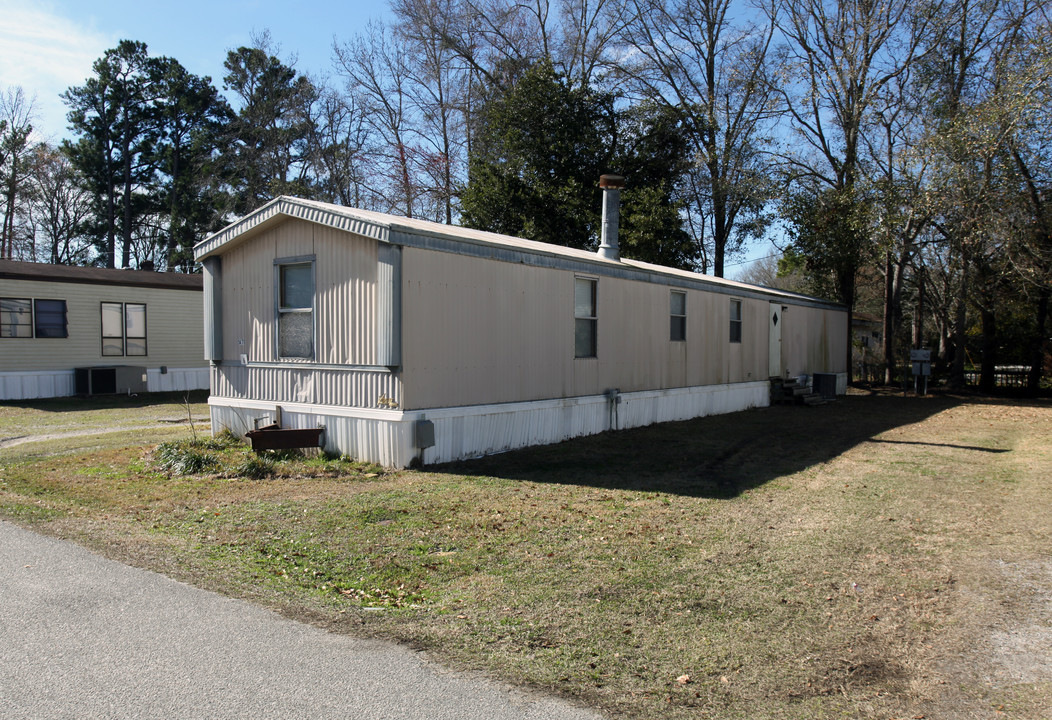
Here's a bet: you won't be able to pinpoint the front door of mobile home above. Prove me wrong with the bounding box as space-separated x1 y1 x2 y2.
769 302 782 378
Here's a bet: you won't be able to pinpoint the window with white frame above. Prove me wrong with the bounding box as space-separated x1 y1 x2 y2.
1 298 32 337
729 299 742 343
102 302 147 356
1 298 68 339
670 291 686 341
574 277 597 358
277 260 314 359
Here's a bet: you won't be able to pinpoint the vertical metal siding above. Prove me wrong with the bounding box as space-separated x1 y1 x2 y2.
211 364 401 408
418 381 770 465
314 222 377 365
146 367 209 393
209 403 415 467
218 218 380 369
211 381 768 467
376 244 402 367
0 370 75 400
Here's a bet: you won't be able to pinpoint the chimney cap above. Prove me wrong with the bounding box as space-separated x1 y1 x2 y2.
599 174 626 189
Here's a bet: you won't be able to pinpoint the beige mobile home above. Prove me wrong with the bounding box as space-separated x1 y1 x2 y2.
194 195 848 467
0 260 208 400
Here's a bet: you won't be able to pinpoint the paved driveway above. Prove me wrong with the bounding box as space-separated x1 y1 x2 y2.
0 521 602 719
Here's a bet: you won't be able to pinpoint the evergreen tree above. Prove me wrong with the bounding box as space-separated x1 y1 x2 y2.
152 58 232 270
221 42 319 213
63 40 161 268
461 60 614 250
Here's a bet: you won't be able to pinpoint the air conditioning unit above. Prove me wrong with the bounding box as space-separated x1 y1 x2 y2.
75 366 148 395
812 372 837 399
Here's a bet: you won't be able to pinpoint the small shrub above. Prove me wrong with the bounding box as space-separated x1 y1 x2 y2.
201 430 242 451
268 448 304 462
236 454 275 479
155 442 219 475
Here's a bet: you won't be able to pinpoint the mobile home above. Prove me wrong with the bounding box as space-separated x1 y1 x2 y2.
194 193 847 467
0 260 208 400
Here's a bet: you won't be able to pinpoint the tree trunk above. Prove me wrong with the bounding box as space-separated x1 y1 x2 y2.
1027 285 1049 396
839 265 857 384
168 135 181 269
883 251 896 385
913 271 925 349
938 313 951 364
950 267 968 389
979 305 996 394
122 136 133 269
2 175 16 259
106 169 117 268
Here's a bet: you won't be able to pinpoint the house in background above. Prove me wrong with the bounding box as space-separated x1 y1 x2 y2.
0 260 208 400
193 190 848 468
852 312 884 382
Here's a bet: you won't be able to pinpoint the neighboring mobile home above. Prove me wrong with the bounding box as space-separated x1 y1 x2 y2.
194 191 847 467
0 260 208 400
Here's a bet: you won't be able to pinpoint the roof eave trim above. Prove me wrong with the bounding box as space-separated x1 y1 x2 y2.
193 197 391 261
386 225 844 311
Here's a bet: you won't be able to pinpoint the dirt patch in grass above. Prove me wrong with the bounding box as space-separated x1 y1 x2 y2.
1 389 1050 719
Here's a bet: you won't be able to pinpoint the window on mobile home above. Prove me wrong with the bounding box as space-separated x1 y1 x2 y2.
102 302 147 356
574 277 597 358
278 261 314 359
729 299 742 343
670 291 686 341
33 299 68 338
1 298 32 337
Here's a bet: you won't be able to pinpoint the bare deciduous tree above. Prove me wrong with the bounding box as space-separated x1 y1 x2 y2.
334 24 422 217
28 144 93 264
771 0 943 380
0 86 37 260
617 0 780 277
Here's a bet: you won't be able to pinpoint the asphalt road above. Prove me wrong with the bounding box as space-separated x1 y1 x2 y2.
0 521 602 720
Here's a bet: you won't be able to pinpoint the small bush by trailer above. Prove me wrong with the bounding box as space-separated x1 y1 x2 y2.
194 193 847 467
0 260 208 400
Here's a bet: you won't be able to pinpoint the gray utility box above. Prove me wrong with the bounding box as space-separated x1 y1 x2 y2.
75 366 148 395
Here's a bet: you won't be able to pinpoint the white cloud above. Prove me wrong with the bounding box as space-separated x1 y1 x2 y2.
0 0 112 141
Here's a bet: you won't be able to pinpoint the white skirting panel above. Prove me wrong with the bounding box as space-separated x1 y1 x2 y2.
0 370 75 401
419 381 770 465
208 381 770 468
208 398 415 468
0 366 208 401
146 367 210 393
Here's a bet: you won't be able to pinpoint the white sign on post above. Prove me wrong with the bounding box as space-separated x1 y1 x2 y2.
910 348 932 395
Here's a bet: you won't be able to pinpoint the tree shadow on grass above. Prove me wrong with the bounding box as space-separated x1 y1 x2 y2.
430 392 974 499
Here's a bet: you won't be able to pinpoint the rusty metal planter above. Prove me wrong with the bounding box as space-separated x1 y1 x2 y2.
245 424 324 452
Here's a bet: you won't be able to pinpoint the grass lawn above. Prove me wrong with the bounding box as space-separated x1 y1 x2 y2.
1 389 1050 719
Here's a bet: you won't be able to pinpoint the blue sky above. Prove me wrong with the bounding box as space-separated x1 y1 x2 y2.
0 0 391 142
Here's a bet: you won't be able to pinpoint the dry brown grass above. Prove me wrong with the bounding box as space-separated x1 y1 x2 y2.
1 389 1050 719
